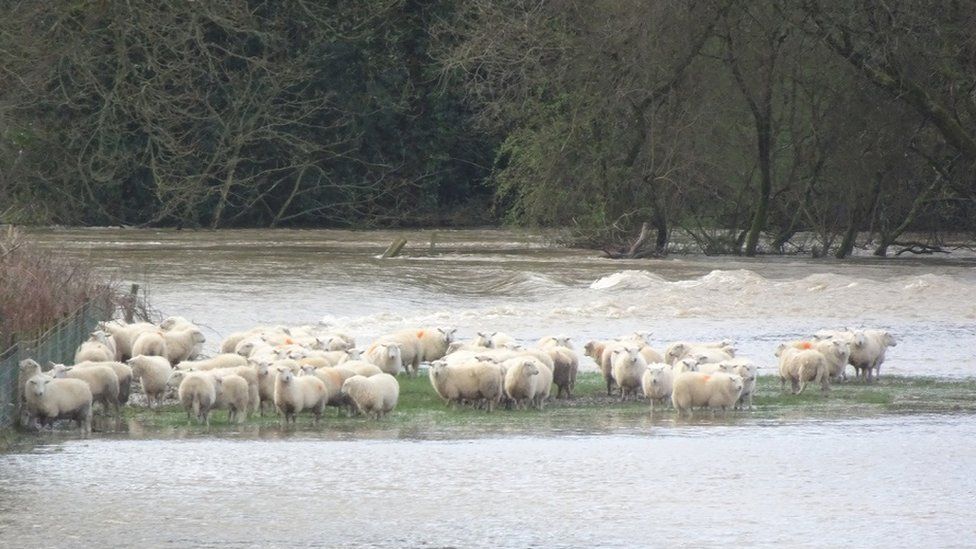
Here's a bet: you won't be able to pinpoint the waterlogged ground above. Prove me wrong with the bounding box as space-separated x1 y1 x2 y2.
6 228 975 547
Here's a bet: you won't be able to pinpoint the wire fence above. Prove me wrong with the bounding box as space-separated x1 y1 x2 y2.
0 294 115 431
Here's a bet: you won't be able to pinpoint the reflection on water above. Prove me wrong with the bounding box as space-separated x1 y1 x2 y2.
29 228 976 378
1 415 973 547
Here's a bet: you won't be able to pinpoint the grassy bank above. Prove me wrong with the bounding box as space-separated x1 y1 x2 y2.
107 373 976 437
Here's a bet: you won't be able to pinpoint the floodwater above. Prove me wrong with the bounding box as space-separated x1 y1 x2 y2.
6 228 976 547
1 415 974 547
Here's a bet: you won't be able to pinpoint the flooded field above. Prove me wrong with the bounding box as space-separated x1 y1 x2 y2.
2 415 974 547
5 228 975 547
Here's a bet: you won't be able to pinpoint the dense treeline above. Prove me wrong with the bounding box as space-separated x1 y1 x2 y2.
0 1 496 228
1 1 974 257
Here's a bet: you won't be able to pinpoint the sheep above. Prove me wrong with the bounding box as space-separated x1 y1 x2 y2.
537 335 573 349
299 365 349 414
98 321 156 360
851 330 897 382
159 316 197 332
321 332 356 351
178 371 218 426
428 360 504 411
298 349 357 368
716 359 758 410
671 372 744 416
777 346 830 395
72 360 134 405
341 373 400 418
274 368 328 426
531 360 553 410
664 341 735 365
49 363 120 418
641 364 673 411
502 359 539 410
786 339 851 381
251 361 278 415
418 328 457 363
176 354 248 371
74 331 115 363
610 347 647 401
472 331 516 349
23 374 92 433
544 345 578 399
131 331 168 358
597 341 629 395
163 328 206 364
17 359 44 415
208 366 261 416
364 342 404 375
213 374 250 424
672 357 702 376
126 355 173 409
340 360 383 377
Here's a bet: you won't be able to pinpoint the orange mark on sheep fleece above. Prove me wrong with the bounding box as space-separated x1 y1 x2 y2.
416 330 425 339
285 338 294 345
702 375 711 382
800 341 813 350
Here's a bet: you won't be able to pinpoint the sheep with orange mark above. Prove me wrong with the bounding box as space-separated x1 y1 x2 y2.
776 344 830 395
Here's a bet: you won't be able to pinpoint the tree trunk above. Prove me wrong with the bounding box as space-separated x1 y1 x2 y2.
744 120 772 256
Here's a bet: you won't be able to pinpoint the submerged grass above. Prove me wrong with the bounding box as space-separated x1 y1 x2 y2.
108 373 976 437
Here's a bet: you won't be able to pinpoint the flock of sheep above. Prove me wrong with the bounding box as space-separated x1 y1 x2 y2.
16 315 898 433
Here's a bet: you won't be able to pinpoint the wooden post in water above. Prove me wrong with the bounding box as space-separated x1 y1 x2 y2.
123 284 140 323
381 238 407 258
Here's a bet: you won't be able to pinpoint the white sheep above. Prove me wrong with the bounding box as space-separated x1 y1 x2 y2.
788 339 850 381
178 371 218 425
298 365 349 414
98 321 156 360
472 331 516 349
610 347 647 401
340 373 400 418
418 328 457 363
641 364 673 410
74 331 115 363
208 365 261 416
665 341 735 365
73 360 134 405
671 372 744 416
502 359 539 410
159 316 197 331
126 355 173 409
163 328 206 364
50 363 120 418
532 360 553 409
364 342 404 375
851 330 897 382
339 360 384 377
132 331 168 358
716 359 758 410
428 360 504 411
23 374 93 433
213 373 250 424
537 335 573 349
274 368 328 425
777 345 830 394
176 354 248 371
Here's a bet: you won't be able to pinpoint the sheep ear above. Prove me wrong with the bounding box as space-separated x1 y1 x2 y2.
282 328 292 336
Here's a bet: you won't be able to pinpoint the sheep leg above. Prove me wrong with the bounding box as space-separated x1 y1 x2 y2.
605 375 613 396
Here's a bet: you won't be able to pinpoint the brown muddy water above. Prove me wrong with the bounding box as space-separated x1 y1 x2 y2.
4 228 975 547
